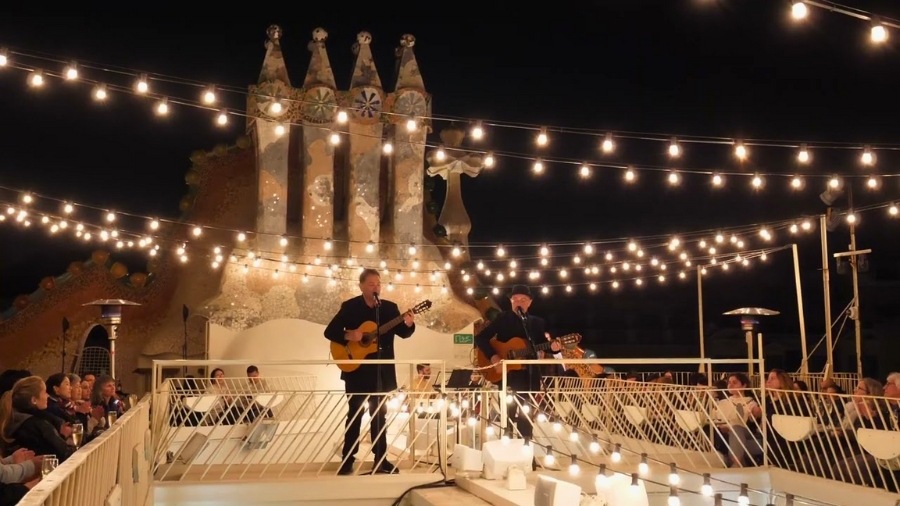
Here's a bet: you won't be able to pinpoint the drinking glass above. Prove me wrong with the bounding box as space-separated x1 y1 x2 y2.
107 411 118 426
71 423 84 448
41 456 58 478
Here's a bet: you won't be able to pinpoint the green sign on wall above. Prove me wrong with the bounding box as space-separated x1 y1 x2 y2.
453 333 474 345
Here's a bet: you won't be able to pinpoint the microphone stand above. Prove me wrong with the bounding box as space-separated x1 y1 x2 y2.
373 293 383 394
373 293 383 464
516 308 537 406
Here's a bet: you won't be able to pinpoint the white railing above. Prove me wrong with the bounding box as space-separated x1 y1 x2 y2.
474 357 894 499
150 359 451 481
18 395 152 506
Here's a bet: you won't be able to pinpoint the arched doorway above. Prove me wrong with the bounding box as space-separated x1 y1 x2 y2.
76 324 111 377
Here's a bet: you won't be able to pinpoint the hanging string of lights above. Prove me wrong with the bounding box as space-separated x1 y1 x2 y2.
2 43 900 189
1 182 897 288
789 1 900 37
441 395 809 506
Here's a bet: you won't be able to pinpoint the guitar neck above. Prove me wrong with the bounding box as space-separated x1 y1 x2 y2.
532 341 558 353
376 313 406 336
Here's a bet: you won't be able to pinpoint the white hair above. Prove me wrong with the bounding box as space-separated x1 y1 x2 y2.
886 372 900 388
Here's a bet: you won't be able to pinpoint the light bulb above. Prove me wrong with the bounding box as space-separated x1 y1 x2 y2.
667 491 681 506
483 152 495 168
610 444 622 462
28 69 44 87
871 24 888 44
536 128 548 146
861 146 875 165
543 453 555 467
274 123 286 136
203 87 216 104
135 74 149 93
533 159 544 174
382 142 393 154
470 121 484 139
595 465 609 489
797 143 810 163
734 142 747 160
601 132 614 153
329 132 341 145
738 484 749 505
589 440 600 453
156 98 169 116
216 109 228 125
93 84 107 101
668 137 681 157
667 171 680 185
405 117 417 131
638 454 649 475
65 63 78 80
568 456 579 477
701 473 713 496
791 2 808 20
579 164 591 178
668 463 680 485
712 173 723 186
336 109 348 123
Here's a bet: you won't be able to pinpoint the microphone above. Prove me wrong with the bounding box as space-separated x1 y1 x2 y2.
373 292 381 306
516 307 526 319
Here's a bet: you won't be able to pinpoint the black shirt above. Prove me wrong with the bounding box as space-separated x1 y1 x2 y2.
324 295 416 393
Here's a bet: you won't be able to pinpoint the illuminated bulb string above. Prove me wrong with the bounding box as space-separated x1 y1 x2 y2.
457 406 824 506
4 51 900 184
3 183 888 251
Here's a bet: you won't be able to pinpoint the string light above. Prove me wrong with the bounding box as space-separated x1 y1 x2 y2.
3 49 900 196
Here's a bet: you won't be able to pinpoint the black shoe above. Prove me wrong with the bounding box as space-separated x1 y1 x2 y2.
338 459 356 476
372 460 399 475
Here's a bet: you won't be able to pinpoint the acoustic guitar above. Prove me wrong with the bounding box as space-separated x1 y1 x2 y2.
475 333 582 384
330 300 433 372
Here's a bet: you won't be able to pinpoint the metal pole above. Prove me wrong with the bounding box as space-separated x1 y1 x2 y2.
791 244 809 376
820 214 834 374
849 223 863 376
107 324 117 379
697 267 706 374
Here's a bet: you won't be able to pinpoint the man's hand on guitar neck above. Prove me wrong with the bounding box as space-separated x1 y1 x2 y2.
403 311 415 327
544 332 561 353
345 329 363 342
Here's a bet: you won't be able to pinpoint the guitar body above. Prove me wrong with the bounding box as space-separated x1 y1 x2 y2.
475 337 533 384
474 333 583 384
330 321 380 372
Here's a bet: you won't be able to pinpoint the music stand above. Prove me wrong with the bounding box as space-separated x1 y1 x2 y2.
445 369 478 390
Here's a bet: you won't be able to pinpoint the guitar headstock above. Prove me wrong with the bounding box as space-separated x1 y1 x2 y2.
557 333 582 345
410 300 433 315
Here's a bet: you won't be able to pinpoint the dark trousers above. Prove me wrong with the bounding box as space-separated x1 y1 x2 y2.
0 483 28 506
507 369 541 440
343 394 388 462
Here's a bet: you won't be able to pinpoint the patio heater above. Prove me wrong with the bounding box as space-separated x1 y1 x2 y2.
83 299 141 379
723 307 780 377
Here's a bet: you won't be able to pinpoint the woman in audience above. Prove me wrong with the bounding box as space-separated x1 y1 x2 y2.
207 368 240 424
90 376 123 420
45 373 77 424
728 369 797 468
0 376 73 462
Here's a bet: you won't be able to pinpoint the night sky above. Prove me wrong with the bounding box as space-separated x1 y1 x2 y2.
1 3 898 373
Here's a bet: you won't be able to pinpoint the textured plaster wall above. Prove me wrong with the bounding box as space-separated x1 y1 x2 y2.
208 318 475 391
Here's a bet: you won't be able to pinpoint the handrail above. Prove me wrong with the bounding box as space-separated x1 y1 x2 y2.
18 394 152 506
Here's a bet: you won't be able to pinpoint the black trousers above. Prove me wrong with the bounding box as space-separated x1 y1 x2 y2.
343 394 388 462
0 483 27 506
507 369 542 440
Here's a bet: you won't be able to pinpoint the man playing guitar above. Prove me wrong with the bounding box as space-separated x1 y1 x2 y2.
474 284 560 440
324 268 416 475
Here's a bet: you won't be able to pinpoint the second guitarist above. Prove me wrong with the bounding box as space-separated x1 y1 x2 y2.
324 268 416 476
474 284 560 440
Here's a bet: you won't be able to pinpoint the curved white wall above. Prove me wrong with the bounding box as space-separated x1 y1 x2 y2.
208 318 475 390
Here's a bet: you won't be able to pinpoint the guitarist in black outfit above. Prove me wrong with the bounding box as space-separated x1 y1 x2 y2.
324 269 416 475
474 285 559 440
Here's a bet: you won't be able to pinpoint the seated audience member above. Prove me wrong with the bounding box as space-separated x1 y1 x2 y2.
714 373 757 466
824 377 896 485
0 448 42 506
0 377 73 462
207 368 241 424
243 366 273 422
90 375 124 420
